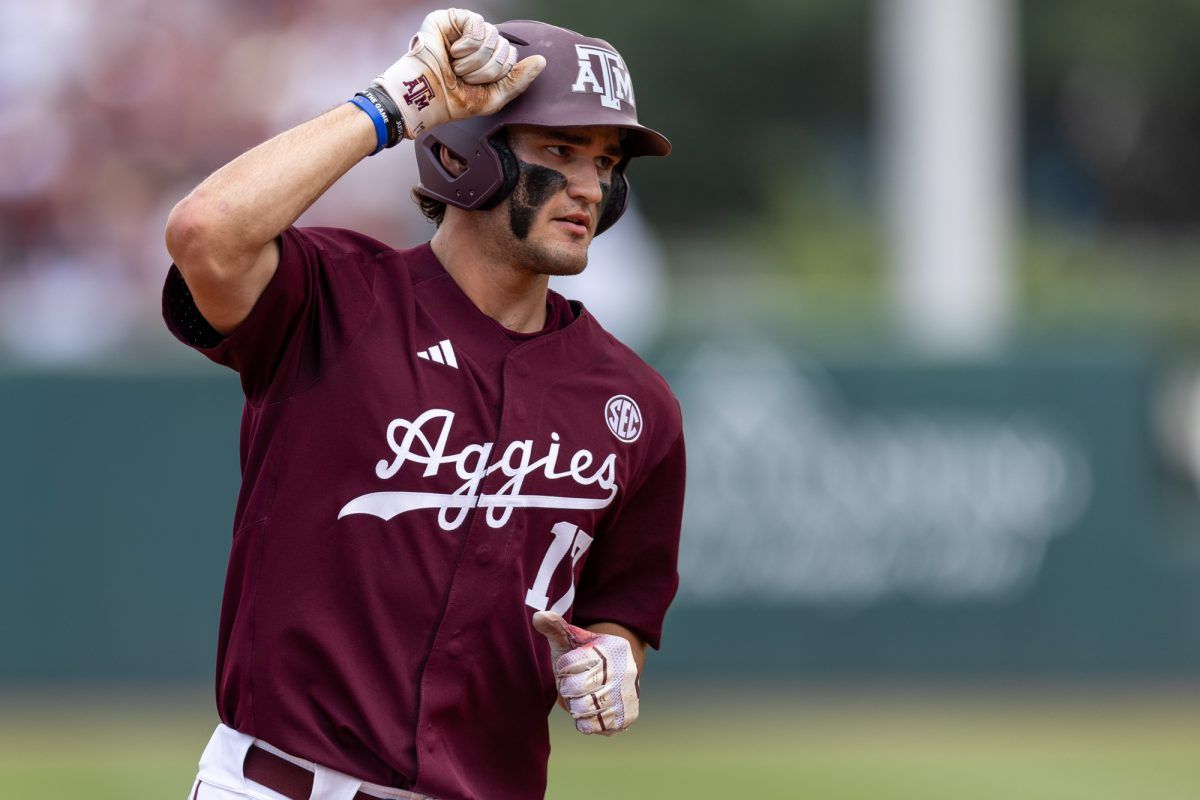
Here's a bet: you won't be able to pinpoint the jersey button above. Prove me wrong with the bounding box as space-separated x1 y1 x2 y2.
447 640 464 659
476 546 492 565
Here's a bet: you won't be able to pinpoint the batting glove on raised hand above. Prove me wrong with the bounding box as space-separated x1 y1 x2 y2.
533 610 640 736
371 8 545 141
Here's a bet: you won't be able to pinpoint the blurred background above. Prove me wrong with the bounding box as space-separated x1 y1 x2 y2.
3 0 1200 797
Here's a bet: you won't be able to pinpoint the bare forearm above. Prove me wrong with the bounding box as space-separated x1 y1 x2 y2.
171 103 376 258
161 9 544 336
164 103 378 333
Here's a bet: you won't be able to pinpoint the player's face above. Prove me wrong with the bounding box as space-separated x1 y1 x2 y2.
487 125 623 276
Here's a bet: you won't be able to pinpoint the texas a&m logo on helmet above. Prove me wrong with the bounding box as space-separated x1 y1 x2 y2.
571 44 636 111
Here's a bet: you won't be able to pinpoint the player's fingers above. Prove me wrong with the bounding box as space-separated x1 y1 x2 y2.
453 38 516 86
574 692 638 736
533 611 596 653
449 20 497 64
447 9 512 85
493 55 546 100
557 664 607 698
555 639 610 680
532 611 575 653
574 714 610 735
414 9 457 55
446 8 488 52
575 716 622 736
450 40 495 79
567 688 616 720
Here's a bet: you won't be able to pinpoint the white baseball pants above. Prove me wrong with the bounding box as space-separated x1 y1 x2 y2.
187 723 431 800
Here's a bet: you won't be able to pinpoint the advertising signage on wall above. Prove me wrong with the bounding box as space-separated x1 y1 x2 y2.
655 336 1199 676
673 338 1091 607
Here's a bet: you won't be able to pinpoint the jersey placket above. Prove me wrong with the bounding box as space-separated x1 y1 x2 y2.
411 321 591 792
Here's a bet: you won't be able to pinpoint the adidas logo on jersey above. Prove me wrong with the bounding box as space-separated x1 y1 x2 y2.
416 339 458 369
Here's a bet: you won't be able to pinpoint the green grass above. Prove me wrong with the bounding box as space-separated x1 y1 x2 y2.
2 685 1197 799
548 685 1200 799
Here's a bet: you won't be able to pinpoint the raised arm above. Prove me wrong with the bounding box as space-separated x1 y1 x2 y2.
164 107 374 335
163 8 545 335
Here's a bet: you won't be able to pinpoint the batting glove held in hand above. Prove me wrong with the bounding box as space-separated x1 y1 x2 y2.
374 8 546 139
533 610 640 736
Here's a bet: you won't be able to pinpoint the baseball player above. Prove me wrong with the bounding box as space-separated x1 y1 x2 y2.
163 9 684 800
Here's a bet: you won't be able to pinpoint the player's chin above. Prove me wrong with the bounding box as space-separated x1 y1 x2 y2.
529 245 589 276
526 232 591 276
539 248 589 276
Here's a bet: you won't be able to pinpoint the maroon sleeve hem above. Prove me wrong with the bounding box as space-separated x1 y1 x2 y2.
161 230 302 362
160 227 378 403
570 428 686 652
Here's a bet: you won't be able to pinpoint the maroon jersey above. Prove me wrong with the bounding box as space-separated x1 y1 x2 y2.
163 227 685 800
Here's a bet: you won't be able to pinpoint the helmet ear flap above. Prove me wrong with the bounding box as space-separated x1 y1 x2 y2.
479 133 521 210
440 129 631 234
596 164 629 235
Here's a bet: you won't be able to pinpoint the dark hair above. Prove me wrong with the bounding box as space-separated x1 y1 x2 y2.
411 187 446 227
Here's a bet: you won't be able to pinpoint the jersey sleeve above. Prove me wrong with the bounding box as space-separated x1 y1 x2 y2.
162 226 378 402
571 429 686 651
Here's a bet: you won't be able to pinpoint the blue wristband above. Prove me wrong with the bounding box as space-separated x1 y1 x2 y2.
348 95 387 156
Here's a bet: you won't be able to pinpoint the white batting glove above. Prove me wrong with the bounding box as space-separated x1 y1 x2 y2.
374 8 546 139
533 611 641 736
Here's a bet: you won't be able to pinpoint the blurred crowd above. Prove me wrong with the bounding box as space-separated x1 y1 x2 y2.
0 0 669 363
0 0 450 362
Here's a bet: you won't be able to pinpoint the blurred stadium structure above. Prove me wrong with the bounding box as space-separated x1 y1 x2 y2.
3 0 1200 796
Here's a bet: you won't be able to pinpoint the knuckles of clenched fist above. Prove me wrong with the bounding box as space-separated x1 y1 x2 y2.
370 8 545 140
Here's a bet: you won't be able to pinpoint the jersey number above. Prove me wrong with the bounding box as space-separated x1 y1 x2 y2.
525 521 594 615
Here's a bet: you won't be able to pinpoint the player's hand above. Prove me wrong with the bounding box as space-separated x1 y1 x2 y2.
374 9 546 139
532 610 640 736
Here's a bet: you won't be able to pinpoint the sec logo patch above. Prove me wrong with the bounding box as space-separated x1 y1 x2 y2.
605 395 643 443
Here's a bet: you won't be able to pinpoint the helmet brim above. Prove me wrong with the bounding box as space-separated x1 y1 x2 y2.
620 125 672 158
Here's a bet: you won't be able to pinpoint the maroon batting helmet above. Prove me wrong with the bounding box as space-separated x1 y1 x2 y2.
413 20 671 234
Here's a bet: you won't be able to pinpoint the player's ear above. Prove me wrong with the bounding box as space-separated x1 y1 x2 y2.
436 144 469 178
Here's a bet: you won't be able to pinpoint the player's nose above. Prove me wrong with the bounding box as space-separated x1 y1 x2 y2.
564 162 605 206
